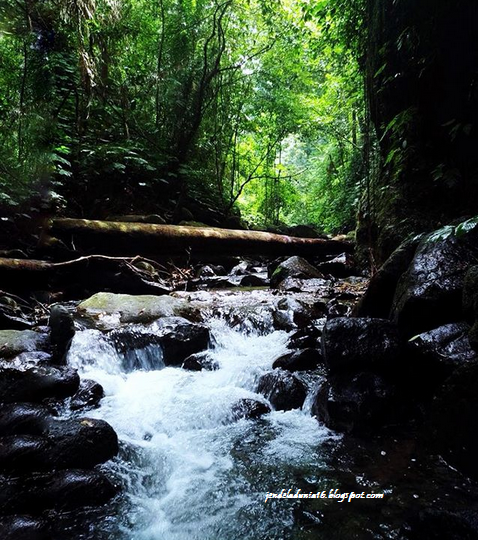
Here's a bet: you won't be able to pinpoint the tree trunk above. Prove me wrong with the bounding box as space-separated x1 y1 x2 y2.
47 218 353 260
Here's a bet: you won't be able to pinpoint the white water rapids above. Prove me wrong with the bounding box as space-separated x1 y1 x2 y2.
66 294 337 539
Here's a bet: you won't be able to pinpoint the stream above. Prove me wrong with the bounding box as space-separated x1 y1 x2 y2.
62 284 478 540
66 288 339 539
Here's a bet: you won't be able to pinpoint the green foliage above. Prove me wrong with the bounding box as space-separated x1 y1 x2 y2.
0 0 366 231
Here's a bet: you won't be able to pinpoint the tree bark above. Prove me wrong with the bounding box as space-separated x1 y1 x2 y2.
47 218 353 259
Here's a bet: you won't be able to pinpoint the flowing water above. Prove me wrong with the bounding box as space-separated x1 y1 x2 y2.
66 291 339 540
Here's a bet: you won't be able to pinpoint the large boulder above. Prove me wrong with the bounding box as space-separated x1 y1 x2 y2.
0 330 49 359
355 235 422 318
311 373 407 434
463 266 478 352
391 233 478 337
77 293 197 329
0 469 117 514
270 256 323 288
0 403 51 436
321 318 403 377
409 323 478 386
429 363 478 480
256 370 307 411
0 417 118 472
0 365 79 403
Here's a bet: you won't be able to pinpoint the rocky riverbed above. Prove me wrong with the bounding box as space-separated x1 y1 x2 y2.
1 227 478 539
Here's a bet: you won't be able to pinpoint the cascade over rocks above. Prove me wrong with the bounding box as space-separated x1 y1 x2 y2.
70 379 105 410
181 351 219 371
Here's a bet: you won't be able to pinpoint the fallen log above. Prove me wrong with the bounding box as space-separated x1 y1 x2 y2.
0 255 171 298
48 218 353 259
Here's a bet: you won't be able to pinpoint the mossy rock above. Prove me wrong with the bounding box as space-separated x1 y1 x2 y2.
77 293 197 329
0 330 49 359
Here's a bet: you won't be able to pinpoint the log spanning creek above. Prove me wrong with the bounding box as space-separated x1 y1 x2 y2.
1 254 478 539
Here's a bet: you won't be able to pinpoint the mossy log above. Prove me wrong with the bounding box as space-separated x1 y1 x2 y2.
48 218 353 259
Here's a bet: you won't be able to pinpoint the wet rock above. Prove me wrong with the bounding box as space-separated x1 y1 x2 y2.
402 508 478 540
270 256 323 288
288 325 322 350
391 233 478 337
13 351 52 365
159 323 210 366
0 403 51 436
318 253 357 278
230 261 255 275
70 379 105 410
409 323 477 383
49 305 75 365
314 373 406 434
463 266 478 352
240 275 268 287
0 418 118 473
0 469 117 514
77 293 197 329
109 327 163 371
256 370 307 411
430 363 478 480
355 236 422 318
0 515 49 540
0 365 80 402
322 318 403 376
195 265 217 278
230 399 271 421
272 348 323 372
182 351 218 371
46 417 118 469
0 330 49 359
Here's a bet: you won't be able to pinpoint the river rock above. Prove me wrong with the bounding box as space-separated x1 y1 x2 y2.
409 323 478 384
355 236 422 318
240 274 268 287
0 469 117 514
0 365 80 402
430 363 478 480
49 305 75 365
159 323 210 366
318 253 357 278
322 318 403 376
182 351 218 371
77 293 197 329
70 379 105 410
277 277 329 294
288 325 322 350
391 232 478 337
0 403 51 436
272 348 323 372
0 515 49 540
0 418 118 472
463 266 478 352
313 372 404 434
230 398 271 421
256 370 307 411
0 330 49 359
270 256 323 288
